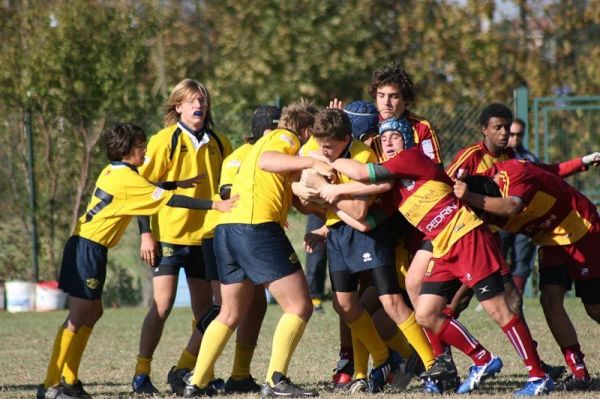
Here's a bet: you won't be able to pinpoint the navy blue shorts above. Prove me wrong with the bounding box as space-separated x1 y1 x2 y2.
214 223 301 285
58 236 107 300
202 238 220 281
153 242 206 279
327 221 395 274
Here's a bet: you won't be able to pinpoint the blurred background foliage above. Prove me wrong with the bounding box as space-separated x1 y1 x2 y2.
0 0 598 304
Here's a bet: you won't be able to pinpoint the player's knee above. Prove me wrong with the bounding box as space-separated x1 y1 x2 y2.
539 290 558 310
150 299 174 321
505 289 523 315
414 307 435 329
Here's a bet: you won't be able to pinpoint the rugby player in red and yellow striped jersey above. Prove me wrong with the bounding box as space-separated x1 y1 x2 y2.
456 155 600 391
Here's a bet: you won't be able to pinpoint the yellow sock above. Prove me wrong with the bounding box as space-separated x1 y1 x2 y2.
352 332 369 379
348 311 388 367
266 313 306 386
44 327 75 388
62 326 93 385
190 320 233 387
398 312 435 369
176 348 197 371
385 328 414 360
135 356 152 376
231 341 257 380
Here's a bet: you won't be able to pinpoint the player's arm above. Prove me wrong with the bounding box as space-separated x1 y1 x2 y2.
259 151 333 178
331 204 393 233
165 194 238 212
454 180 524 216
331 158 397 184
319 180 393 204
538 152 599 177
158 173 206 190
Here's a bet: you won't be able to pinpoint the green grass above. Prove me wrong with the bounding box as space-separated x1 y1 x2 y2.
0 298 598 398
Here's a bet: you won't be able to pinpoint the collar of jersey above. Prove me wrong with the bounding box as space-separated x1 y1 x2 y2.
110 161 138 172
178 121 210 151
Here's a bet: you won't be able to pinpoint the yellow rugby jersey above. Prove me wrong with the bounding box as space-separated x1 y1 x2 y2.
138 122 232 245
74 163 173 248
300 136 377 226
202 143 253 238
219 129 301 226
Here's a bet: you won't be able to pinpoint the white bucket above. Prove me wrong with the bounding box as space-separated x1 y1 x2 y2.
36 281 68 312
0 282 5 311
5 281 36 313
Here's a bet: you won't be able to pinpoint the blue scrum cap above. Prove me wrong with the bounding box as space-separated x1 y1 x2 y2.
379 117 415 149
343 100 379 141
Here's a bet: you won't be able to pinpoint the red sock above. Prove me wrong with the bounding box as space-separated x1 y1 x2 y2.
424 328 445 357
562 344 589 379
512 276 525 293
501 315 545 379
437 317 492 366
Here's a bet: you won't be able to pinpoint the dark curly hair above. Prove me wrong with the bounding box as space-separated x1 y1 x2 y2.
104 123 146 161
480 103 513 127
368 64 416 106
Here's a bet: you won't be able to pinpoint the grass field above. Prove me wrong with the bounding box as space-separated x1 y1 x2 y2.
0 297 598 398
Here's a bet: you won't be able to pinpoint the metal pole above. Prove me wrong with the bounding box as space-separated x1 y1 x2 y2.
25 108 39 282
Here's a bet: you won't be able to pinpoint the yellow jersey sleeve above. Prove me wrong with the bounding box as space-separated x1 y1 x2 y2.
201 140 248 239
219 129 300 226
74 165 173 248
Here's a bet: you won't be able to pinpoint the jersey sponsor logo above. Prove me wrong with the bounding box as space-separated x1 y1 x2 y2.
289 252 299 264
151 187 165 200
162 247 174 257
362 252 372 262
421 139 435 160
425 204 458 232
524 214 557 235
86 278 100 290
227 159 241 168
180 144 188 153
401 179 416 191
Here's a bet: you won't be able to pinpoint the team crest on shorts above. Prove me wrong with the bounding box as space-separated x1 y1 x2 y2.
162 247 174 257
289 253 299 264
86 278 100 289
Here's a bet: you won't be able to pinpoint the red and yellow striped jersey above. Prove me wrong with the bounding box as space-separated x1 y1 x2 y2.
486 159 599 246
374 148 483 257
446 141 515 179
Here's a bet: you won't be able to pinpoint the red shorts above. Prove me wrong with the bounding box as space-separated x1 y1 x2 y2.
424 225 506 287
538 231 600 281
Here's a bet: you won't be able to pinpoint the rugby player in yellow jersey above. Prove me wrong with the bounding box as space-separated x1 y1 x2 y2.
182 100 332 398
132 79 233 394
37 124 236 399
172 105 281 395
